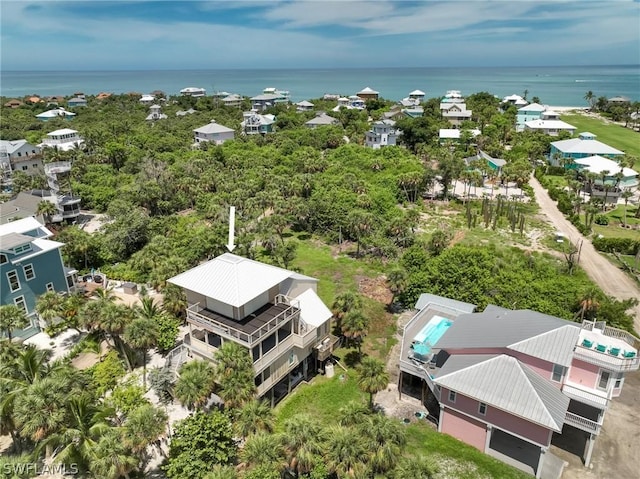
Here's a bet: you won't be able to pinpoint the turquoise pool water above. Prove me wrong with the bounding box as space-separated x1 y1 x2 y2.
414 316 453 348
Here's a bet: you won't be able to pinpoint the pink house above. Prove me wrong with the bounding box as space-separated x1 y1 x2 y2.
399 299 639 478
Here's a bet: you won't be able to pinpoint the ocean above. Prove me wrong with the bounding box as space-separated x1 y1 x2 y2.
1 65 639 106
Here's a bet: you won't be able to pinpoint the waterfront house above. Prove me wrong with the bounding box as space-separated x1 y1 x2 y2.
305 113 339 129
241 112 276 135
193 120 235 145
549 132 624 164
407 89 426 103
0 217 78 339
0 140 42 182
139 94 156 105
96 92 112 100
39 129 84 152
251 89 290 111
607 96 630 105
516 103 546 128
36 108 76 121
398 296 640 478
296 100 315 112
524 111 577 136
180 87 206 97
67 97 87 108
502 94 528 107
145 105 167 121
167 253 337 405
357 87 379 100
365 120 398 149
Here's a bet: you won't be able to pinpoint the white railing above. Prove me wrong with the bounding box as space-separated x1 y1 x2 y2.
581 320 640 349
562 382 610 409
165 344 189 378
564 412 602 435
573 346 640 372
187 300 300 347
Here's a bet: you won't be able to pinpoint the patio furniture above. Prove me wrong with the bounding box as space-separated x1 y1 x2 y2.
582 339 594 348
623 351 637 358
595 344 607 353
608 347 621 356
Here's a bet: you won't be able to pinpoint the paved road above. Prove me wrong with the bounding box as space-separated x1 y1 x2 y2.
529 176 640 331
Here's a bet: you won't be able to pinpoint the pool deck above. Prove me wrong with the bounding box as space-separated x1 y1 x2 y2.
401 306 459 369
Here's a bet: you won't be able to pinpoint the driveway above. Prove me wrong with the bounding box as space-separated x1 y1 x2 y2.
529 176 640 331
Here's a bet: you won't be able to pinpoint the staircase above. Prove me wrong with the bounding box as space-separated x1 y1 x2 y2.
165 344 189 379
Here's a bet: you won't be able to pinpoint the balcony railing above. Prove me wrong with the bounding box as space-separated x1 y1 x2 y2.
562 381 610 409
186 297 300 347
564 412 602 435
576 321 640 372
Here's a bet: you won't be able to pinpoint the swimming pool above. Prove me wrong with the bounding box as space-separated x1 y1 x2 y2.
414 315 453 347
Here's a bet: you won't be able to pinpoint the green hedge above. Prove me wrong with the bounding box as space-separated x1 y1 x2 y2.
593 236 640 255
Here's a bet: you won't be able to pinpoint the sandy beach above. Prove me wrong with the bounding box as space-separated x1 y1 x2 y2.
546 105 586 112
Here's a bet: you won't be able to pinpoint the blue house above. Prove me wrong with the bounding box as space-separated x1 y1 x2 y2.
549 132 624 166
516 103 546 129
67 97 87 108
0 217 77 339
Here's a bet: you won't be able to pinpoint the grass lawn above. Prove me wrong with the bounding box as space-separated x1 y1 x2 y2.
604 204 640 226
592 224 640 240
561 114 640 169
275 352 531 479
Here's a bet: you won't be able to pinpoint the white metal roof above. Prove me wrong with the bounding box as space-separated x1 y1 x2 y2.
167 253 298 308
305 114 338 126
439 128 481 139
574 155 637 177
358 87 379 94
37 109 76 118
551 137 624 155
180 87 205 93
435 354 569 431
296 100 314 107
409 89 425 96
295 288 332 327
508 325 580 367
0 139 35 154
193 121 235 134
47 128 78 136
0 216 51 238
518 102 546 112
524 119 576 131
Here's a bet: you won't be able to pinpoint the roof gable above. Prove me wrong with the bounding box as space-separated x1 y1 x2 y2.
435 355 569 431
508 325 580 366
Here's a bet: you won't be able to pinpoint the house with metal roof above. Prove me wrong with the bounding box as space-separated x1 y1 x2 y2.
145 105 167 121
193 120 235 145
1 218 78 339
38 129 84 152
0 140 42 184
241 112 276 135
304 112 339 129
516 103 547 128
573 155 638 191
296 100 315 112
398 297 639 477
549 132 624 162
67 97 87 108
180 87 206 97
167 253 336 405
440 103 473 128
36 107 76 122
364 120 398 149
356 86 379 100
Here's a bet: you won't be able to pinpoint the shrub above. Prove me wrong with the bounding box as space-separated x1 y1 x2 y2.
92 350 126 396
556 193 573 215
156 314 181 352
594 214 609 225
592 237 640 255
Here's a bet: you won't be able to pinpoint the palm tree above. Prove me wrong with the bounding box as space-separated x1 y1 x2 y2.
174 360 216 410
341 310 369 356
100 303 135 370
386 268 407 304
35 291 63 327
584 91 595 110
331 291 363 332
124 317 159 388
281 414 326 476
576 287 601 321
362 414 406 476
621 190 633 226
213 341 257 409
357 356 389 411
0 305 29 340
36 200 58 227
599 170 611 210
44 395 114 473
136 296 163 321
235 399 275 439
325 425 368 478
241 432 285 471
89 429 138 479
338 401 370 427
122 403 167 458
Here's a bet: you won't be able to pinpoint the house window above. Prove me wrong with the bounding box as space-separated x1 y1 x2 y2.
552 364 565 382
614 372 624 389
13 244 32 254
32 163 38 168
22 165 28 171
448 390 456 403
478 402 487 416
23 264 35 280
17 152 21 157
7 271 20 292
0 254 6 264
46 282 55 292
598 370 611 390
14 296 27 313
289 351 295 365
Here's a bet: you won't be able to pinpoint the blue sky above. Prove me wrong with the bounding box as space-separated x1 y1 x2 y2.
1 1 639 70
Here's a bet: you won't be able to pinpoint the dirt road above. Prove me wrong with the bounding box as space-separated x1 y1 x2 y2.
529 176 640 331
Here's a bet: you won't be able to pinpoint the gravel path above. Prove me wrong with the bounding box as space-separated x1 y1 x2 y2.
529 176 640 330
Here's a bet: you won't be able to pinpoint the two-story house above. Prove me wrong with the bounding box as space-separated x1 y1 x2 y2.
365 120 398 149
524 110 577 136
441 103 473 128
305 113 339 129
180 87 206 97
516 103 547 129
241 112 276 135
399 296 639 478
39 129 84 152
145 105 167 121
168 253 338 405
0 140 43 182
1 217 78 339
549 132 624 164
193 120 235 145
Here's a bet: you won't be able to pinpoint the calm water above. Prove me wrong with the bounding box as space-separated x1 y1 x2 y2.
2 65 639 106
